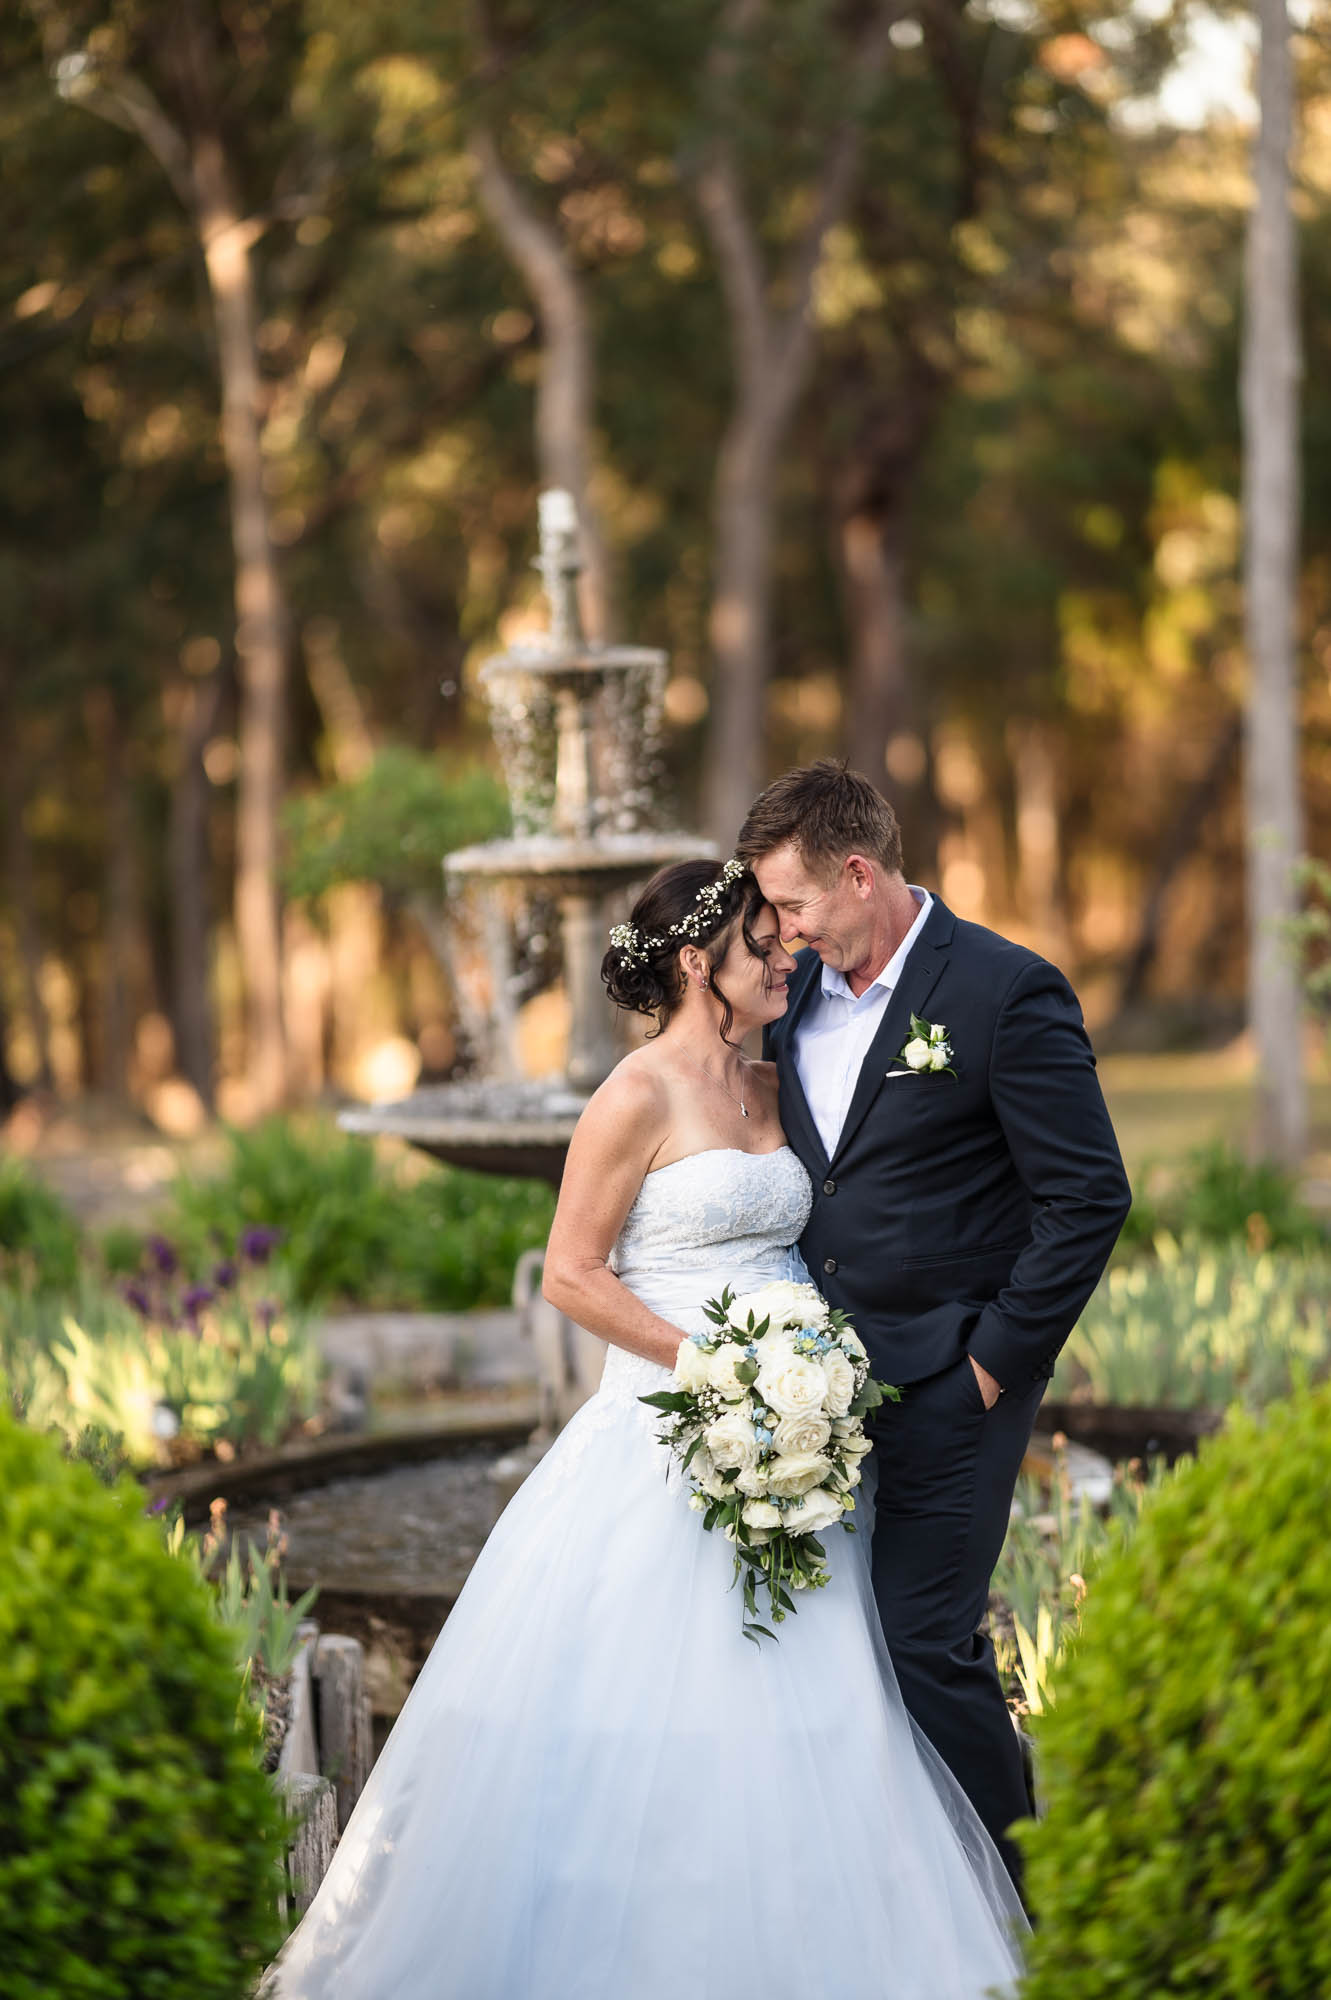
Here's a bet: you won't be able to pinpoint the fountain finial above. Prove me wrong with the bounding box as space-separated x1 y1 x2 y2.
534 488 586 651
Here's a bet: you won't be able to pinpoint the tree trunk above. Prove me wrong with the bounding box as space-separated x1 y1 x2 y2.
1117 710 1242 1014
42 8 292 1113
1242 0 1305 1163
694 0 898 844
190 125 289 1114
0 670 53 1091
0 996 22 1115
169 667 222 1107
705 410 780 838
99 695 138 1104
469 124 613 641
839 504 910 783
1007 719 1066 957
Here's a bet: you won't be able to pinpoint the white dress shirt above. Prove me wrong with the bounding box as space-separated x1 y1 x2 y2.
793 887 934 1160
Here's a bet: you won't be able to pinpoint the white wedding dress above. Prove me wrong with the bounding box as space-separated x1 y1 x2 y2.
265 1147 1026 1998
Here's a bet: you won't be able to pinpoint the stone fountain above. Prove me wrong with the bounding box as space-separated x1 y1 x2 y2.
342 490 706 1181
341 492 710 1437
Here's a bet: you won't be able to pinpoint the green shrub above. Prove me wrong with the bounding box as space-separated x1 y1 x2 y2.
1017 1384 1331 1997
0 1157 82 1292
0 1414 285 1999
1054 1238 1331 1409
167 1116 553 1310
1120 1139 1326 1253
282 747 509 904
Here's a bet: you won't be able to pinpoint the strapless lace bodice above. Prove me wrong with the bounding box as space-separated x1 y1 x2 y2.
597 1146 813 1411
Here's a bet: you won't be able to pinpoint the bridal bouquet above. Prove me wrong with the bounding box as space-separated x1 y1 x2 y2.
640 1280 898 1643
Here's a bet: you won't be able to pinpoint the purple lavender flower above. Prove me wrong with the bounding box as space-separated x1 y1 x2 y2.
212 1259 238 1291
240 1225 285 1266
146 1495 169 1516
255 1297 279 1333
121 1281 154 1320
182 1284 216 1326
147 1235 179 1277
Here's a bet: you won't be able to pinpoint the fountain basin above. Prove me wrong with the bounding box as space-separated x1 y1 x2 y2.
446 829 705 887
340 1080 591 1186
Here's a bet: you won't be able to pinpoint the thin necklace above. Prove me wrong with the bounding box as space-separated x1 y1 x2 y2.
677 1046 749 1118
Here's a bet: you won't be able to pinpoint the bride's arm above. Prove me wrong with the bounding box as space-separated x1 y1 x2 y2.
541 1068 688 1371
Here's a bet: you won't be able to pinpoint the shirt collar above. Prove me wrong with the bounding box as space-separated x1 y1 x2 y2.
819 887 934 1004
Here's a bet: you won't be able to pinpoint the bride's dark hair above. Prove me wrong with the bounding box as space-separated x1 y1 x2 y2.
602 859 766 1044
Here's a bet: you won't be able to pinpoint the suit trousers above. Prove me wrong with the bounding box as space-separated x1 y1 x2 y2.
868 1353 1044 1895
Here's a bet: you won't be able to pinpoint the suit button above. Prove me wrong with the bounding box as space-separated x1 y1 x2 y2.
822 1179 837 1196
823 1257 837 1275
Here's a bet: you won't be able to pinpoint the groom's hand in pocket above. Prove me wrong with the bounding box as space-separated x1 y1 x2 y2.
968 1354 1002 1411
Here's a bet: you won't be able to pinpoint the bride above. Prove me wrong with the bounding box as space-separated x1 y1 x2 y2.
264 859 1026 1999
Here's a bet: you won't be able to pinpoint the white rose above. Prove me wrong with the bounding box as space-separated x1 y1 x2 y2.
673 1340 713 1392
837 1429 874 1461
704 1411 761 1474
784 1487 845 1536
820 1348 857 1419
765 1451 832 1499
690 1445 731 1501
731 1280 829 1335
928 1046 950 1072
771 1411 831 1458
903 1037 931 1071
837 1326 867 1362
734 1465 769 1498
742 1498 782 1531
706 1344 751 1402
929 1020 947 1044
756 1349 828 1420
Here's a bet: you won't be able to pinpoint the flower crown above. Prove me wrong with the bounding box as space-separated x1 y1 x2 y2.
608 857 748 966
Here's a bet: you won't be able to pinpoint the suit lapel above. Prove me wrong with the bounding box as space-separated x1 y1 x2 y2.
771 950 828 1174
828 898 956 1170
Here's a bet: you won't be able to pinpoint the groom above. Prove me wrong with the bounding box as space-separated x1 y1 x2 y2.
738 761 1130 1892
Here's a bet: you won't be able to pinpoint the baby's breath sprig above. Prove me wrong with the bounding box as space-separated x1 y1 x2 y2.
607 857 749 963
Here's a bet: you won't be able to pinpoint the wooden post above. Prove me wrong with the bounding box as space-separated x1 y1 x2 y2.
313 1634 372 1834
280 1773 338 1917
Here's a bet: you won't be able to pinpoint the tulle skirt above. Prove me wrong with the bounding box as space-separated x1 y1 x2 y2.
265 1329 1026 1999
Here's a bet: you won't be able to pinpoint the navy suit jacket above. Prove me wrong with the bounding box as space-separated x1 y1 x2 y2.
764 898 1131 1393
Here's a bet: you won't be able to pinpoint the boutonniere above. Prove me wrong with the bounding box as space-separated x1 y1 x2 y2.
888 1013 957 1079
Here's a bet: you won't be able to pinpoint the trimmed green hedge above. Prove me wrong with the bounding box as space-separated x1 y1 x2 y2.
0 1414 286 1998
1017 1384 1331 1997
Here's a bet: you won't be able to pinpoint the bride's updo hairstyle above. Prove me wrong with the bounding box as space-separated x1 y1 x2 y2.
602 858 764 1044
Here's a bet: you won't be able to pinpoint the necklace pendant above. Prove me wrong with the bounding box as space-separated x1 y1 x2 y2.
740 1103 748 1117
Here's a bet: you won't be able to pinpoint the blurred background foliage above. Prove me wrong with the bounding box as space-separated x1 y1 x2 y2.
1 0 1329 1131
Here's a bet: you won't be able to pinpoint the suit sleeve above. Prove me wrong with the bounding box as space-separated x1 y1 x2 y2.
964 959 1132 1393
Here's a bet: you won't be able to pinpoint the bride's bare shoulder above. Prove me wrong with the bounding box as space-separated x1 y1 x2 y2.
568 1048 670 1156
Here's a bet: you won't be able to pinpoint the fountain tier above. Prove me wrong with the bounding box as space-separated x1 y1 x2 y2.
342 491 711 1171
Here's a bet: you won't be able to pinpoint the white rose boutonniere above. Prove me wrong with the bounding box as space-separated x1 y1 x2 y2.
891 1012 957 1080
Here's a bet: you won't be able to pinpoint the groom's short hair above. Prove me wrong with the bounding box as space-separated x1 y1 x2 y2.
735 760 903 882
